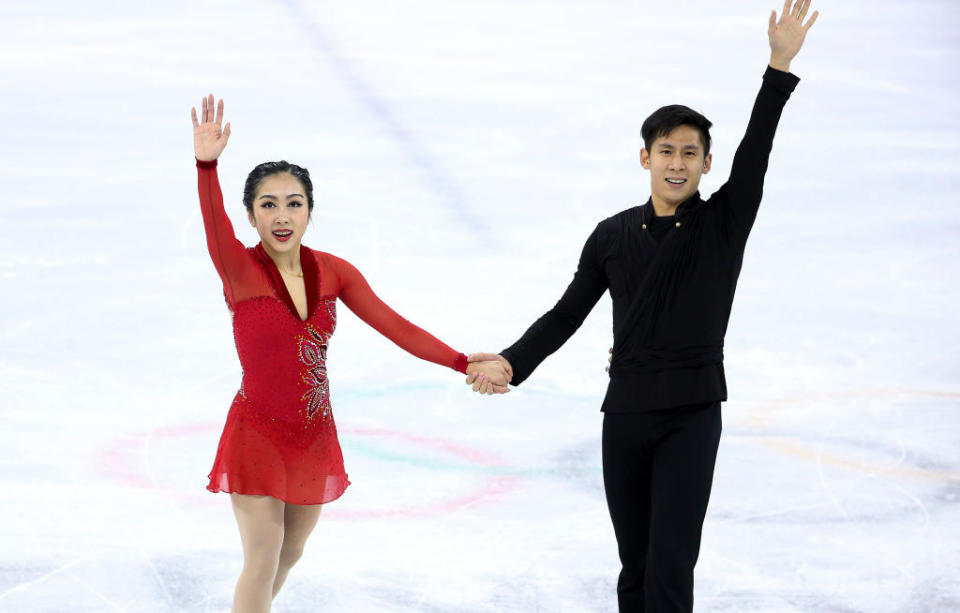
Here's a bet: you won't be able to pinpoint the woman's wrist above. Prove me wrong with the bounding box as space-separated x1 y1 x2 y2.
454 353 468 374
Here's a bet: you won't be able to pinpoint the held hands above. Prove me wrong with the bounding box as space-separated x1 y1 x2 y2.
768 0 819 72
191 93 231 162
464 353 513 395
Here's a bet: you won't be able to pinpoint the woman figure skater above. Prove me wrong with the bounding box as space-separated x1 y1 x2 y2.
191 94 509 612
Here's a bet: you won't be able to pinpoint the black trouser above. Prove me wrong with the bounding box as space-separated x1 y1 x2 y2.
602 401 722 613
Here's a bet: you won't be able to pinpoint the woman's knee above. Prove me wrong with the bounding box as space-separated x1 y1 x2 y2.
242 545 282 581
278 543 304 569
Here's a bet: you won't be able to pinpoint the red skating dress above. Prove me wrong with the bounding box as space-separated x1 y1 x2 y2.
196 159 468 505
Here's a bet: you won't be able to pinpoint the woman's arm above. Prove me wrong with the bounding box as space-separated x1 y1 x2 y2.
192 94 247 304
331 254 496 378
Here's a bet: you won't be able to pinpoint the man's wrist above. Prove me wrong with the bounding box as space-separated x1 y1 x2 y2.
769 56 792 73
498 355 514 381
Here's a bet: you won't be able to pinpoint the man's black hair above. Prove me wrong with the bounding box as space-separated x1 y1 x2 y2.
641 105 713 157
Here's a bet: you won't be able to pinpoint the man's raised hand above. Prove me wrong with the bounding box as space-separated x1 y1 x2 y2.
191 93 232 162
768 0 819 72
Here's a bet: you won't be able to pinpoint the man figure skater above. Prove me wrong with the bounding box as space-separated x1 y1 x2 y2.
466 2 819 611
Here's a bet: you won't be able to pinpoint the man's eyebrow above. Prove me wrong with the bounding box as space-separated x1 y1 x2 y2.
657 144 700 150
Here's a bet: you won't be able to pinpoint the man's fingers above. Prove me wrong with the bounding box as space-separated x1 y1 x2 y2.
769 9 777 32
804 10 819 31
782 0 791 22
468 352 499 363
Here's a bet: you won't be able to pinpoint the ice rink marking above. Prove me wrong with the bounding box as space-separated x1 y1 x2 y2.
275 0 493 243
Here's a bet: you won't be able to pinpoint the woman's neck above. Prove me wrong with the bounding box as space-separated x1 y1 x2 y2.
263 242 302 273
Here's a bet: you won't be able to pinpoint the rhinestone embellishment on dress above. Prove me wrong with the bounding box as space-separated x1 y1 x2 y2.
298 323 332 421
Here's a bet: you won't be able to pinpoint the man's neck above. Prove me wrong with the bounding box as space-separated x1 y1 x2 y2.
651 196 679 217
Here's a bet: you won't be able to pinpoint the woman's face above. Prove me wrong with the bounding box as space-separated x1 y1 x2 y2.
247 172 310 256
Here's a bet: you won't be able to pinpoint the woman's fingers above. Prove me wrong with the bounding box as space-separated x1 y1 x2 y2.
191 106 199 128
215 98 224 127
223 122 231 144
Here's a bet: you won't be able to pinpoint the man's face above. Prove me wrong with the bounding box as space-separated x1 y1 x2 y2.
640 125 712 210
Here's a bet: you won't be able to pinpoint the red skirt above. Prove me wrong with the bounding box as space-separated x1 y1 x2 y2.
206 392 350 505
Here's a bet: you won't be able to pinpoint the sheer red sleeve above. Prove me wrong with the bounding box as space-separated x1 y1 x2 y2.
323 253 468 373
196 159 252 306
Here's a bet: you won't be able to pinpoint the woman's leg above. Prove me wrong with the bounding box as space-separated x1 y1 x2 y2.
231 493 285 613
272 503 323 597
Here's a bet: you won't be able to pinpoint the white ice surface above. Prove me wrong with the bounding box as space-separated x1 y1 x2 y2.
1 1 959 611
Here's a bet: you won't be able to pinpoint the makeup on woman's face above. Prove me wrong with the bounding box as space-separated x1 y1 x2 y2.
248 173 310 252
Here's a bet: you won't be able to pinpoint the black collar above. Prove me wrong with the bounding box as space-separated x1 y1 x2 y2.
640 191 703 222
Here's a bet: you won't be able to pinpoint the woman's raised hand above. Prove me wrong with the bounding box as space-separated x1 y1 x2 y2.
191 93 231 162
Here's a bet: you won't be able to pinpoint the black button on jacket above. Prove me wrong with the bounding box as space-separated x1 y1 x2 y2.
500 67 801 412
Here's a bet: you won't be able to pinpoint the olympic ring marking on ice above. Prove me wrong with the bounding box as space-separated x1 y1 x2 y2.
97 423 522 520
741 387 960 483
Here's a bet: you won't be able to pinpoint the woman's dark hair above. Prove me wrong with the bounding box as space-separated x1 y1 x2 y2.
242 161 315 215
641 105 713 157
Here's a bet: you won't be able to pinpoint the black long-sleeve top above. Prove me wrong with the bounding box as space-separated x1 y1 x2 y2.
500 67 801 412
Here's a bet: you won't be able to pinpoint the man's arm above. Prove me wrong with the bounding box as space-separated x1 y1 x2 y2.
467 225 610 393
720 1 818 244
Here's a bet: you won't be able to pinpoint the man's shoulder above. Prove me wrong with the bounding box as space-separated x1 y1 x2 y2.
595 204 647 235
